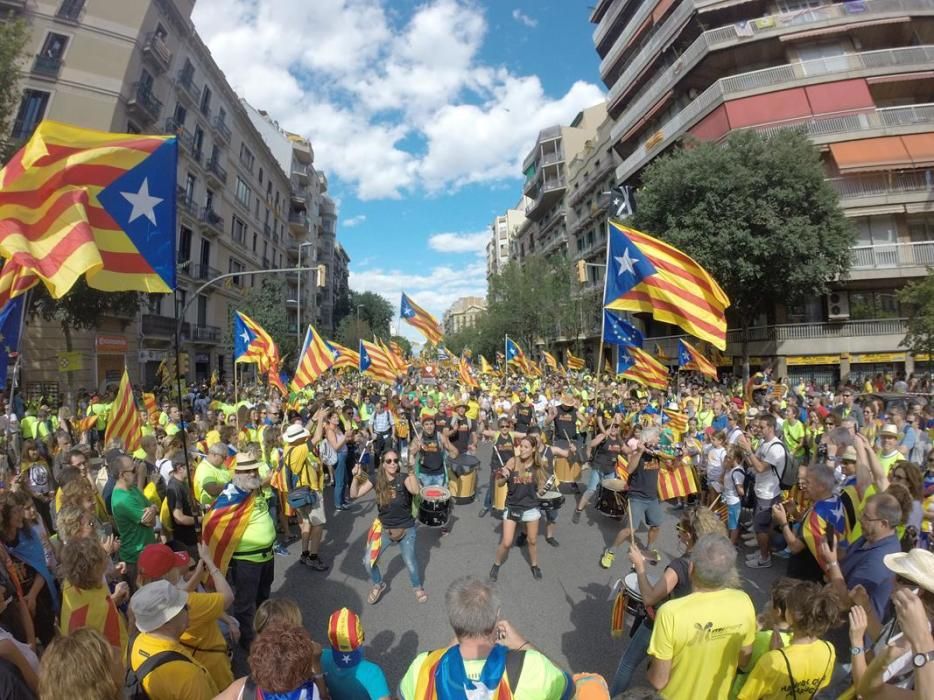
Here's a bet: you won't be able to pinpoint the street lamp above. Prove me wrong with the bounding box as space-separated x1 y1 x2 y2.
296 241 315 345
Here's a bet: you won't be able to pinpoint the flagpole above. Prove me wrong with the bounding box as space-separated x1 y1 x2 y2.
172 287 194 488
597 220 612 378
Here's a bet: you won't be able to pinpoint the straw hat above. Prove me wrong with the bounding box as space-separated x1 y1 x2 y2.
884 549 934 593
880 423 899 438
840 445 858 462
233 453 260 471
283 423 310 444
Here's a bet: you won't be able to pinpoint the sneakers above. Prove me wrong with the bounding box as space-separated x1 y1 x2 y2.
745 557 772 569
572 509 582 524
531 565 543 580
600 548 615 569
648 548 661 565
515 533 528 547
300 553 329 571
489 563 500 582
478 507 490 518
273 543 289 556
545 536 559 547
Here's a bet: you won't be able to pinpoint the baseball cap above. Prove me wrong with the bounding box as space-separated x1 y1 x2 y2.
130 580 188 633
138 544 190 579
327 607 364 668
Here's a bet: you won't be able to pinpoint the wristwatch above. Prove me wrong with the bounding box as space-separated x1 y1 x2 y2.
850 646 864 656
912 650 934 668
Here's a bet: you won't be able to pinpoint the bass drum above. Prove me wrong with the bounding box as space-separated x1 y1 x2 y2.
595 479 628 519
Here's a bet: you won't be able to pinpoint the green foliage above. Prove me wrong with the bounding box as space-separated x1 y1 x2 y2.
0 16 29 162
350 290 393 338
239 276 297 362
633 129 855 331
336 315 372 349
897 270 934 363
29 279 141 330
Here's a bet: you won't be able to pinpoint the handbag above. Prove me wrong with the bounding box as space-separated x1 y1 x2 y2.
319 437 338 466
285 448 318 510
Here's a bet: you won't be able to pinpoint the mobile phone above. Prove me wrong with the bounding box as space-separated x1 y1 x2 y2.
825 522 835 547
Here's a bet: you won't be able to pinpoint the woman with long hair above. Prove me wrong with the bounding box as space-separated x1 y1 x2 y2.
18 440 54 533
325 409 351 508
39 628 122 700
349 449 424 605
489 435 547 582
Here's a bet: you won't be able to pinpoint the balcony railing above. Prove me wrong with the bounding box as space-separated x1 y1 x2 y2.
319 198 336 217
522 126 564 171
539 150 564 167
828 169 934 200
189 264 221 280
32 54 62 78
141 313 178 337
127 82 162 123
753 103 934 140
174 69 201 105
206 157 227 184
616 45 934 183
213 114 231 143
142 32 172 71
163 118 193 152
200 207 223 233
593 0 629 49
191 325 221 343
851 241 934 269
289 211 307 228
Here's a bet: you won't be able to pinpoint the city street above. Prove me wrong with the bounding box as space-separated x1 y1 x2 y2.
271 441 783 693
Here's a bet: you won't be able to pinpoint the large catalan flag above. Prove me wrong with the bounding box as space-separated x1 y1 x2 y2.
380 338 407 374
458 356 479 389
678 338 718 380
104 369 141 452
0 121 177 309
542 351 558 371
604 222 730 350
657 460 699 500
329 340 360 370
60 581 128 656
400 292 443 345
202 482 256 574
616 346 669 390
566 350 586 371
292 324 336 391
799 496 847 572
360 339 397 384
234 311 280 375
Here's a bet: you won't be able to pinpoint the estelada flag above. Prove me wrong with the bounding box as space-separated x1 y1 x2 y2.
678 338 718 380
0 121 177 309
234 311 280 375
400 292 444 345
201 482 256 574
104 369 141 453
566 351 586 370
359 339 396 384
542 351 558 370
458 356 479 389
60 581 128 656
328 340 360 370
291 324 335 391
657 460 698 501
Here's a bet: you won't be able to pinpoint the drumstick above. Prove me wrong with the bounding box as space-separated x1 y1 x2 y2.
627 502 635 546
708 493 721 511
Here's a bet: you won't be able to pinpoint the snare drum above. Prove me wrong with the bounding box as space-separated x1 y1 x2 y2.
596 479 628 518
418 486 451 528
450 453 480 476
538 491 565 512
623 572 647 618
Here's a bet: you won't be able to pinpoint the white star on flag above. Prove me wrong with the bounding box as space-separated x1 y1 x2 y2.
121 177 163 225
615 249 638 277
240 330 250 344
342 654 352 664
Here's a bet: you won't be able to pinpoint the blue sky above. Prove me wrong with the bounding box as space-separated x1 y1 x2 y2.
192 1 604 341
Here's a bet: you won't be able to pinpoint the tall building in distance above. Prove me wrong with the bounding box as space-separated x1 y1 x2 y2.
591 0 934 382
315 181 348 336
443 296 487 336
486 203 527 281
5 0 343 394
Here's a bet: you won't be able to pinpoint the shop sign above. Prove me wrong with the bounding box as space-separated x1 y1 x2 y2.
851 352 906 363
787 355 840 366
96 335 128 353
57 351 83 372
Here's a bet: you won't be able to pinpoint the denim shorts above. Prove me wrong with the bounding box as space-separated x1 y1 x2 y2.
628 495 663 529
505 507 541 523
727 502 741 530
418 472 446 488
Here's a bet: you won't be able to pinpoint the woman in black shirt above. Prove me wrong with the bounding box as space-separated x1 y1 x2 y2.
350 450 425 606
489 436 548 582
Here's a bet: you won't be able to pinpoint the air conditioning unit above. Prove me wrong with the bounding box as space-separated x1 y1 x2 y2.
827 291 850 320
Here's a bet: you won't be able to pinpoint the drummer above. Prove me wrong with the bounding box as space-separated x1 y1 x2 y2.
488 435 549 582
511 389 535 434
547 392 582 467
478 416 518 518
447 398 477 456
349 450 427 606
409 414 459 534
572 421 629 524
517 425 573 548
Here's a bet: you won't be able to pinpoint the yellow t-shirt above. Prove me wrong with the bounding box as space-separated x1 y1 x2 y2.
647 588 757 700
466 400 480 421
130 632 219 700
180 592 233 692
737 640 835 700
193 458 231 506
205 430 221 447
284 443 323 492
233 494 276 563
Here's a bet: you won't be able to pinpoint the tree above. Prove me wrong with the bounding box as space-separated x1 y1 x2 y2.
350 290 393 338
239 276 298 363
898 270 934 377
633 129 855 376
336 315 371 350
0 15 29 161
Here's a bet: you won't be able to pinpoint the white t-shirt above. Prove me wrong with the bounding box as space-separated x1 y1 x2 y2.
157 457 174 485
722 466 745 506
754 437 784 500
727 426 743 445
706 446 726 489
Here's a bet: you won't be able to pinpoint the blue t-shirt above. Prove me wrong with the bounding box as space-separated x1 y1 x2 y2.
321 649 390 700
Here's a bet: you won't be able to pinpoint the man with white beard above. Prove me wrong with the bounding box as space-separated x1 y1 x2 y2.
224 452 276 650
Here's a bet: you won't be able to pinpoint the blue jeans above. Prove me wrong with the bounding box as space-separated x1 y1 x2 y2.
610 618 652 696
334 449 349 507
366 526 421 588
584 469 615 498
483 468 495 509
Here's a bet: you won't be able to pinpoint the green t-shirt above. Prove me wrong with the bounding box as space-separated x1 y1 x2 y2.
111 486 157 564
233 495 275 563
783 421 805 458
399 648 569 700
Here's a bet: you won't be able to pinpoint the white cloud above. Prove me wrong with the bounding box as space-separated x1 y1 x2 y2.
428 231 489 254
511 9 537 28
192 0 604 200
342 214 367 228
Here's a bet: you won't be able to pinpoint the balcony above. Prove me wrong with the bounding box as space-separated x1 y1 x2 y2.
200 207 223 236
141 32 172 73
127 82 162 124
753 103 934 143
262 257 271 269
522 125 563 172
205 156 227 186
32 54 62 78
850 240 934 273
173 69 201 106
525 176 567 221
191 324 221 344
212 114 231 143
292 162 310 185
56 0 83 21
189 146 203 166
615 45 934 184
189 264 221 281
142 313 177 337
163 118 193 152
593 0 628 50
289 210 307 233
176 188 200 220
828 169 934 206
319 198 336 217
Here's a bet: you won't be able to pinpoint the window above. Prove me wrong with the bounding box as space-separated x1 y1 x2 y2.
39 33 68 66
254 197 260 219
205 188 215 213
258 167 263 184
252 232 257 252
231 216 247 245
126 122 140 134
797 42 848 74
235 177 250 207
228 259 244 286
178 226 192 264
57 0 85 21
184 173 196 203
209 144 220 167
139 68 154 93
239 143 254 171
12 90 49 140
192 125 204 161
199 86 212 116
180 58 194 81
849 290 902 320
854 215 897 246
173 103 187 126
217 106 227 126
197 294 208 326
147 294 162 315
154 23 167 41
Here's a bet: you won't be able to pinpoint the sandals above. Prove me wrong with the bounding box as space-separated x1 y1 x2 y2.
367 582 387 605
414 588 428 604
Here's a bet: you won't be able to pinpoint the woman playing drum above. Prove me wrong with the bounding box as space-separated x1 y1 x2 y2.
489 436 548 582
350 450 427 606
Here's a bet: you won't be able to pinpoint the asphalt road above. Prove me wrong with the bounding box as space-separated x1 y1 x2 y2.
268 442 784 696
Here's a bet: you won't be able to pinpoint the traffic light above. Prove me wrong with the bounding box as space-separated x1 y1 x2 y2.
178 352 190 377
316 264 327 287
576 259 588 283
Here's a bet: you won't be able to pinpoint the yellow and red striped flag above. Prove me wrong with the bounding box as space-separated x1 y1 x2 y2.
542 351 558 371
458 356 479 389
657 460 699 501
291 324 336 391
365 518 383 569
380 338 407 374
617 346 669 390
60 581 128 656
400 292 443 345
104 369 141 452
0 121 177 310
359 339 396 384
77 414 98 433
329 340 360 370
234 311 280 375
142 392 157 418
201 483 256 574
677 338 718 380
566 350 586 371
604 222 730 350
390 340 406 359
479 355 492 374
663 408 688 435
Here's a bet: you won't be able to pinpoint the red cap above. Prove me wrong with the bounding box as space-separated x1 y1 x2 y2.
138 544 190 579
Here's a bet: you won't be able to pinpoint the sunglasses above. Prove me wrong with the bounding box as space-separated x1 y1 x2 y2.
383 458 399 464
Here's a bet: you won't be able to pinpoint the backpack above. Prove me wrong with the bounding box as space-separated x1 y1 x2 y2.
765 439 798 491
124 650 190 699
740 467 757 509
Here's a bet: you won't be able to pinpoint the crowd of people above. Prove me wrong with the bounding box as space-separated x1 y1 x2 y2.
0 363 931 698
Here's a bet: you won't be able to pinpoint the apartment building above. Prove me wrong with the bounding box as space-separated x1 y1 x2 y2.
443 296 487 335
7 0 297 392
591 0 934 383
485 203 527 281
315 186 349 337
512 103 607 263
